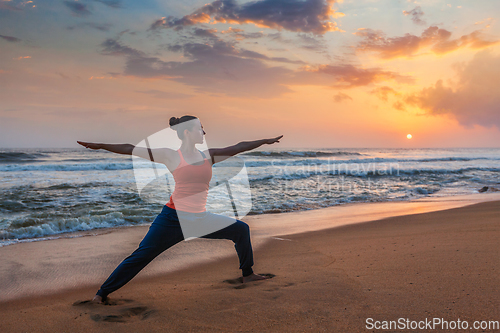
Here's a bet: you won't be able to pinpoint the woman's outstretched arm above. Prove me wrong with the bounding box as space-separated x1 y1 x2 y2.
77 141 170 163
208 135 283 164
77 141 133 155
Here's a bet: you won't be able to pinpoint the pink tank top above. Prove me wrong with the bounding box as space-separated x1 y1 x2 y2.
166 149 212 213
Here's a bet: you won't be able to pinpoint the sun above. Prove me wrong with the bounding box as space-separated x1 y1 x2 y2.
407 134 412 139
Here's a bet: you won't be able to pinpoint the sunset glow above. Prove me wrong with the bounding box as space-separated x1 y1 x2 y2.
0 0 499 148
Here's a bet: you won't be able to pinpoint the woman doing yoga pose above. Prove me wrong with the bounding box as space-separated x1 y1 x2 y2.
77 115 282 303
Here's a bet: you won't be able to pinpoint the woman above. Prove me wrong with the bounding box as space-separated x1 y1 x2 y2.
77 115 283 304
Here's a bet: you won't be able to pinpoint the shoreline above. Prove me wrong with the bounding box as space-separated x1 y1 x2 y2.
0 198 498 331
2 191 500 248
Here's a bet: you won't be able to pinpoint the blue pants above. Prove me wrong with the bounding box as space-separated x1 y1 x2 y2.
96 205 254 299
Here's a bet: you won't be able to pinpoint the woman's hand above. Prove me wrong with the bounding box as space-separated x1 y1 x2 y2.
265 135 283 145
77 141 102 150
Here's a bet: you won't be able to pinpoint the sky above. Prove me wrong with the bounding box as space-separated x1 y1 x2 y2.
1 0 499 148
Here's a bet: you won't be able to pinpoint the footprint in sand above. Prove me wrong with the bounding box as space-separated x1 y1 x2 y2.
72 298 155 322
223 273 276 289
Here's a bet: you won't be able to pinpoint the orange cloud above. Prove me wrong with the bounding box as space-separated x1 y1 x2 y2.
303 64 413 88
221 27 244 34
333 92 352 102
354 26 499 59
88 76 117 80
475 18 493 25
220 27 264 39
402 51 500 128
370 86 400 101
392 101 405 111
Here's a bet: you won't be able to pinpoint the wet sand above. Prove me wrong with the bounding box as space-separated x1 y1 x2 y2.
0 195 499 332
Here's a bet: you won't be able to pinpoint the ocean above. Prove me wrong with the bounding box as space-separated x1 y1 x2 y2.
1 147 499 246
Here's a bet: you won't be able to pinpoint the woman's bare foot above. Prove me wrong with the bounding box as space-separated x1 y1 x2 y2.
242 273 269 283
92 295 104 304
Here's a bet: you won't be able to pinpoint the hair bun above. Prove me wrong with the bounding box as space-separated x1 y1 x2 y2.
169 117 179 127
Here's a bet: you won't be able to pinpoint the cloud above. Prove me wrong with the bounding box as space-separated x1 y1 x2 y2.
475 18 492 26
268 32 289 41
101 38 145 57
63 1 91 16
0 1 22 11
193 28 219 39
93 0 122 8
221 27 265 39
57 72 71 80
101 38 294 97
265 32 327 54
403 51 500 129
222 27 244 34
301 64 413 88
0 34 21 42
168 39 305 64
63 0 121 16
370 86 400 101
67 22 112 31
88 75 116 80
135 90 193 99
150 0 343 35
100 38 412 98
333 92 352 102
392 101 405 111
403 6 425 25
354 26 499 59
297 33 327 52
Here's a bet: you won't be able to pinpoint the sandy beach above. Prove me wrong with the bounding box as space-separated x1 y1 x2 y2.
0 194 499 332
